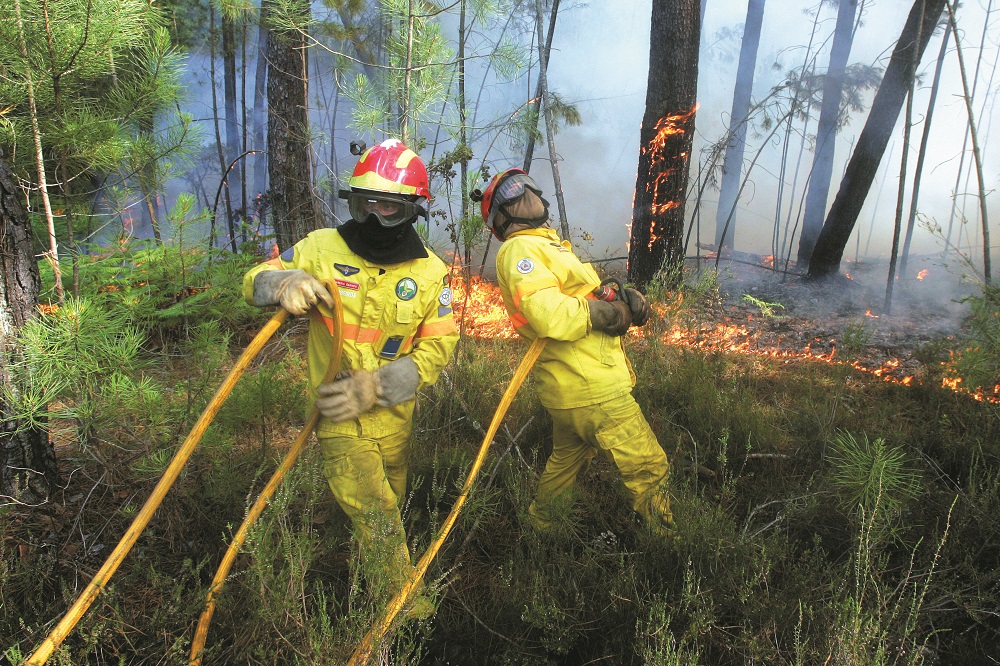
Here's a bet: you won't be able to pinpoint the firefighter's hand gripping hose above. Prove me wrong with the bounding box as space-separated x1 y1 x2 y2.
188 280 344 666
346 336 548 666
26 308 293 666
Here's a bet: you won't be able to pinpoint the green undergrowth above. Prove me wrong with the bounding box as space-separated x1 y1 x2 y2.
3 261 1000 665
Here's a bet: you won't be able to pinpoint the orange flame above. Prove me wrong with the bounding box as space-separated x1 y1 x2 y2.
916 269 929 281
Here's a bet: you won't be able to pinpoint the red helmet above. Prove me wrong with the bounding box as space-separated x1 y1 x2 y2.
341 139 430 227
348 139 430 199
477 168 547 240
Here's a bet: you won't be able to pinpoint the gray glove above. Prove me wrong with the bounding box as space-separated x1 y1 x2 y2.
315 357 420 423
623 288 651 327
588 299 631 336
253 269 335 316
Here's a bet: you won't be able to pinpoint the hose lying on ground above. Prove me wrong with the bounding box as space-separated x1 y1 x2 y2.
346 336 548 666
26 309 292 666
188 282 345 666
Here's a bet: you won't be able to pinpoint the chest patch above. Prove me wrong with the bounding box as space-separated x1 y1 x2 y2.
439 287 453 306
335 263 360 277
395 277 418 301
517 258 535 274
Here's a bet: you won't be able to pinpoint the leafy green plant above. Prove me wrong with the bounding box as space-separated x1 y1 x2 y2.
742 293 785 318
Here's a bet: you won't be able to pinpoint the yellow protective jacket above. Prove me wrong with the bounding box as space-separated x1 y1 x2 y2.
243 228 459 439
496 227 635 410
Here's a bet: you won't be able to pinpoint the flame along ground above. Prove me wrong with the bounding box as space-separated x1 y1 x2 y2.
448 270 1000 404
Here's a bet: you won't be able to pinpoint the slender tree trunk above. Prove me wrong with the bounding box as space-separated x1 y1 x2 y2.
13 0 62 304
629 0 700 288
458 0 471 267
534 0 569 240
209 3 235 251
945 0 992 283
797 0 858 268
885 85 915 313
900 21 951 275
0 150 57 502
807 0 947 279
522 0 560 173
266 0 320 250
943 0 992 251
223 12 244 246
252 12 269 213
714 0 765 251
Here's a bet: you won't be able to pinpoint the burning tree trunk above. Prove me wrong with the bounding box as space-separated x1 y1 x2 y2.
628 0 700 289
807 0 946 279
0 150 57 502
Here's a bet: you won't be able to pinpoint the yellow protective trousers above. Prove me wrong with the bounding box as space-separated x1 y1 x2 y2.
528 393 672 532
319 429 416 590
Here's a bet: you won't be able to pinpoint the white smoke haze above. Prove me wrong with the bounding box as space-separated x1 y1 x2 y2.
150 0 996 306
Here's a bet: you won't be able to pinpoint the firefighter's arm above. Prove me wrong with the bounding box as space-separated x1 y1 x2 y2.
242 248 333 315
499 247 591 341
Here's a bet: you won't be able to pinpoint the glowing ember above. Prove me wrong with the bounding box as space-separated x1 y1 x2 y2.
916 269 929 281
865 310 879 318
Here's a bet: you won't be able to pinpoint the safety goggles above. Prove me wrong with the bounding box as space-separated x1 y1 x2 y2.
488 173 543 225
341 190 426 228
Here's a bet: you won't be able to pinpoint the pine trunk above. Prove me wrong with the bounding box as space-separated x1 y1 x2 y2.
266 0 320 250
628 0 700 288
0 150 57 502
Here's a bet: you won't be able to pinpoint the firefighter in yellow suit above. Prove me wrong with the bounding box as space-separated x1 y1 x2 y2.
474 168 674 534
243 139 459 617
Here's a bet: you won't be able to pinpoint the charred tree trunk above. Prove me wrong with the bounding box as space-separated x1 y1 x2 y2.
628 0 700 288
807 0 946 279
0 151 56 503
266 0 320 250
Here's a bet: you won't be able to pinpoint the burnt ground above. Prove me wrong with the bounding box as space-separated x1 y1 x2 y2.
675 254 979 386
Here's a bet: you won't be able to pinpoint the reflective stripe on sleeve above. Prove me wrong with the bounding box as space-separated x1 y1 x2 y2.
509 312 529 328
415 319 458 338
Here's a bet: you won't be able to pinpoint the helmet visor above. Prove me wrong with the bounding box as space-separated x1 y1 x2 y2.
346 191 425 228
488 173 542 226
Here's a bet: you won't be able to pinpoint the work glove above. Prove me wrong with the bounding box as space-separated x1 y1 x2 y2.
316 369 380 422
315 357 420 423
252 269 335 316
588 299 632 337
622 288 651 327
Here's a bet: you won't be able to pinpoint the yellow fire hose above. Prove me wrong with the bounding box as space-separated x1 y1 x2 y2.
188 282 344 665
26 308 292 666
346 336 547 666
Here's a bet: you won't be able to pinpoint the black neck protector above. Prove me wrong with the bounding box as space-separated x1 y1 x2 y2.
337 218 429 264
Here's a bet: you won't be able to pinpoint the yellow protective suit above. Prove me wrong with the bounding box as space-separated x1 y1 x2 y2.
244 228 459 588
496 227 672 532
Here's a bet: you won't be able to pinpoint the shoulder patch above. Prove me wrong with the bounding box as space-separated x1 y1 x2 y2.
516 258 535 274
335 263 360 277
439 287 453 306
